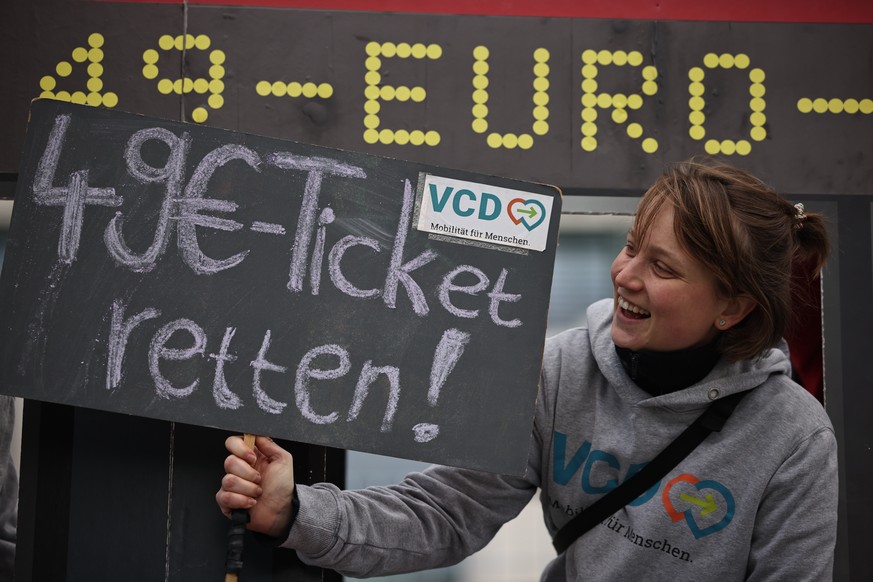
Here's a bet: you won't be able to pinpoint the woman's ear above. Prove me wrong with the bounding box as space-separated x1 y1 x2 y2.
718 294 757 329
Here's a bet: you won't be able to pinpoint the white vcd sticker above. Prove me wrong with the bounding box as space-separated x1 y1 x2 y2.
416 174 554 252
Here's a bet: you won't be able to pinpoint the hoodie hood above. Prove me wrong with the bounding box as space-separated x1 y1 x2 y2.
586 298 792 410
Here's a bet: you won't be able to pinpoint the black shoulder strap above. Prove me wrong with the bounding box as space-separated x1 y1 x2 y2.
551 390 750 554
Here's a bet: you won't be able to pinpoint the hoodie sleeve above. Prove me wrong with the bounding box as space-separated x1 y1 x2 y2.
283 464 537 577
746 425 838 581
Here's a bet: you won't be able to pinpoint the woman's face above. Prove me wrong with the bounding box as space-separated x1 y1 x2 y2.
610 203 730 352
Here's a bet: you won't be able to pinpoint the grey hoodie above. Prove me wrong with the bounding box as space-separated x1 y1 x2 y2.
284 299 838 581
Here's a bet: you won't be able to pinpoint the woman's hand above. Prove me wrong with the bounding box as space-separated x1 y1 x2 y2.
215 435 296 538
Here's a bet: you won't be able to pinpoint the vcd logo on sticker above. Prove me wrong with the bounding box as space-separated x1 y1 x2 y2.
416 174 554 252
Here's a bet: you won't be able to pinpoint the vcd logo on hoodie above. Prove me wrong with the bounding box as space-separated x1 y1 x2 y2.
415 173 554 252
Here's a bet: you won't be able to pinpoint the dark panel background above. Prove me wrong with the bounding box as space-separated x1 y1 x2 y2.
16 401 342 581
1 2 871 193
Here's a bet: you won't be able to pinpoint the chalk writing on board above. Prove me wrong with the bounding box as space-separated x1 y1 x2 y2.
104 297 477 442
33 114 528 330
33 114 122 263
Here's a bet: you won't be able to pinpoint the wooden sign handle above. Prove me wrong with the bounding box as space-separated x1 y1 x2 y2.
225 433 257 582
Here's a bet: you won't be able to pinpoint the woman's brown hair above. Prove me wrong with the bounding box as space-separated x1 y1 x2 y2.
633 158 830 362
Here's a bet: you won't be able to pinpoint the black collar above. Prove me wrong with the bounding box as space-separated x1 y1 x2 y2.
614 340 721 396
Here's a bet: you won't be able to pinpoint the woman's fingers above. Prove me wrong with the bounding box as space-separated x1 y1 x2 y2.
223 452 261 483
215 488 256 515
225 435 258 464
221 471 263 498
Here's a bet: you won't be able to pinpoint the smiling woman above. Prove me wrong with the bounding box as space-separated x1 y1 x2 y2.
628 159 829 362
218 157 838 582
611 203 748 354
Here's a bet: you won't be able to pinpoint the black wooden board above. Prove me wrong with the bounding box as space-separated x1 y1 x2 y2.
0 99 561 476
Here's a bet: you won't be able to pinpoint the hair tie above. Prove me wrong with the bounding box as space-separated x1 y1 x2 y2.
793 203 807 229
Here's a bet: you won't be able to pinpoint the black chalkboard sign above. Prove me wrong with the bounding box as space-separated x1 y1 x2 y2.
0 100 561 476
